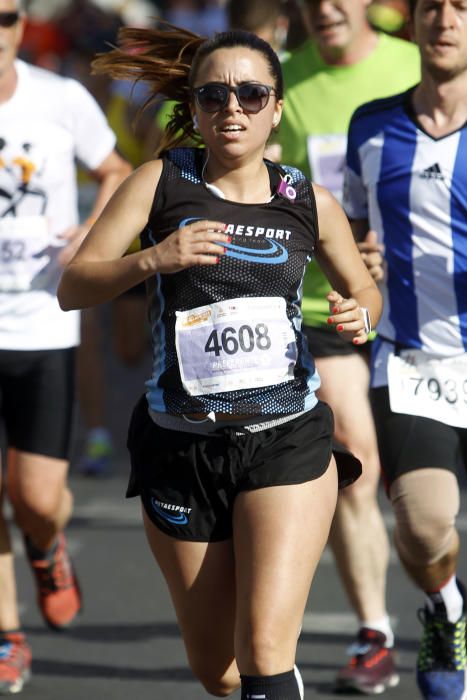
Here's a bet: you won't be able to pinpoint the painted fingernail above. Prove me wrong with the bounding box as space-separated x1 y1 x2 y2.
332 306 339 314
227 236 232 243
337 324 344 332
353 337 360 344
327 317 334 325
215 256 220 263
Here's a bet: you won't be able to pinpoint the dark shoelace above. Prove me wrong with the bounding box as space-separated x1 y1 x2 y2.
32 552 73 594
417 608 467 671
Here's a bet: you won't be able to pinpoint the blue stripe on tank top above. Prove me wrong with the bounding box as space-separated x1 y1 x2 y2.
450 128 467 351
145 221 168 411
377 122 421 347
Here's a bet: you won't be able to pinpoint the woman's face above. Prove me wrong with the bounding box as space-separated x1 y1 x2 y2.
192 46 283 162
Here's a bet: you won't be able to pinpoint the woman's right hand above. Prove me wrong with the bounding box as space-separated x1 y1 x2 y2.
152 220 230 273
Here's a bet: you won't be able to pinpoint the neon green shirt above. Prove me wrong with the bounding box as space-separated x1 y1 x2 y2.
279 33 421 326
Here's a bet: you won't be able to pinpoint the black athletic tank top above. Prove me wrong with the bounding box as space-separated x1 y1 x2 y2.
142 147 321 417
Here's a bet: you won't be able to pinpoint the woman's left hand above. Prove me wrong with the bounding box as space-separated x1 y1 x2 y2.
326 290 370 345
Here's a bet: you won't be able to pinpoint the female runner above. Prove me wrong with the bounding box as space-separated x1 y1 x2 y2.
58 25 382 700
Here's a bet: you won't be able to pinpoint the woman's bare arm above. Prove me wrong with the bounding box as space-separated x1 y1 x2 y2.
58 159 229 310
313 184 382 343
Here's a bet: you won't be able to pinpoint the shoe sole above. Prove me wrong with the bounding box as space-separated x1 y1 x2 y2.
45 607 82 631
0 669 31 695
417 670 467 700
335 673 400 695
44 598 82 632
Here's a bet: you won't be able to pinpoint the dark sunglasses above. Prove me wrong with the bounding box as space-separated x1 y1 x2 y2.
193 82 276 114
0 11 20 27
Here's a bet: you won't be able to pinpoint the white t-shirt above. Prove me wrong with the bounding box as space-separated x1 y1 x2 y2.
0 60 116 350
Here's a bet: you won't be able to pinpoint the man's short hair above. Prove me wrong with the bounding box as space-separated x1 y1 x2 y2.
227 0 284 32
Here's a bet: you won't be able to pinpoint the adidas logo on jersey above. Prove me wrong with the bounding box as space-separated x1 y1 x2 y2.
420 163 444 180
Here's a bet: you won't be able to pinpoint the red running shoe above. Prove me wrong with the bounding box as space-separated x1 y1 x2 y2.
335 628 400 695
26 533 82 630
0 632 31 695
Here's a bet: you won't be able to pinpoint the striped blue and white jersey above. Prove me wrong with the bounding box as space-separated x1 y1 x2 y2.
343 90 467 362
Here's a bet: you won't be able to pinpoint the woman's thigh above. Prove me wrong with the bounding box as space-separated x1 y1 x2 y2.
142 509 239 693
233 459 338 674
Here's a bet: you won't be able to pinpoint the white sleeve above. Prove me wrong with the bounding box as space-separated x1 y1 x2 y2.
63 78 117 170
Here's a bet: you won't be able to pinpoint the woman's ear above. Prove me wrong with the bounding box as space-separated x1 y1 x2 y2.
272 100 284 129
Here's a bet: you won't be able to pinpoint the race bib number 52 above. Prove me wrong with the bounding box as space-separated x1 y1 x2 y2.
388 350 467 428
175 296 297 396
0 216 50 291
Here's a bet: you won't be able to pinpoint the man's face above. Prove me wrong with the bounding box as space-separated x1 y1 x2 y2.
413 0 467 79
302 0 371 55
0 0 25 79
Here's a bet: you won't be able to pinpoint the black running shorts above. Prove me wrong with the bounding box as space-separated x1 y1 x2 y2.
303 324 371 360
371 386 467 489
0 348 76 459
126 395 361 542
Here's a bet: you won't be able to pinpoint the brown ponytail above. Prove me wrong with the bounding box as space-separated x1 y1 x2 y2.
92 23 205 154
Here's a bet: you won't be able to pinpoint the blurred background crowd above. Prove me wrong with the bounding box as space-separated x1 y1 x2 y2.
20 1 413 71
16 0 415 218
17 0 414 165
21 1 412 73
15 0 414 174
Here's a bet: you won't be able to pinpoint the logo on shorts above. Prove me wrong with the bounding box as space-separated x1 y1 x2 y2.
151 498 191 525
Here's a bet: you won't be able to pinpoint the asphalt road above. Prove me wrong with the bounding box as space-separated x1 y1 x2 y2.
7 322 467 700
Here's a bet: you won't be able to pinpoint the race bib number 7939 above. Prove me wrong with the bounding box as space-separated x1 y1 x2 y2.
388 350 467 428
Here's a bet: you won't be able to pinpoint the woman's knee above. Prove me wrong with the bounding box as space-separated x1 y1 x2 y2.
189 661 240 697
234 622 298 676
390 469 459 566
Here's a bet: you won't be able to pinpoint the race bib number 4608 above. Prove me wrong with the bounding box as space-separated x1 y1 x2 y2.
388 350 467 428
175 296 297 396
